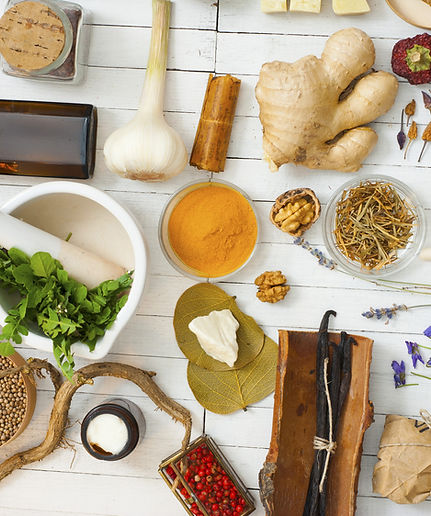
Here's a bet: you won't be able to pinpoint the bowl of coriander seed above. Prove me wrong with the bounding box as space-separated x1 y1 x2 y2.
0 352 36 446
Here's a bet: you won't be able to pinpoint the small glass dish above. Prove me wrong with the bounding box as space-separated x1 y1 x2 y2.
158 180 259 281
323 175 426 279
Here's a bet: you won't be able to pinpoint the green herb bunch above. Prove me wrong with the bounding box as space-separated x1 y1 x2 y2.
0 247 133 380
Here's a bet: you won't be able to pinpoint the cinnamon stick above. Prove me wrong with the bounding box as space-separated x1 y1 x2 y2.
190 74 241 172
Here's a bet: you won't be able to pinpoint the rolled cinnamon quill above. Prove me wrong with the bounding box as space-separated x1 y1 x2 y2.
190 74 241 172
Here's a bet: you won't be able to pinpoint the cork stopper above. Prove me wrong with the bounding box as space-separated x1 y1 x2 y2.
0 1 66 71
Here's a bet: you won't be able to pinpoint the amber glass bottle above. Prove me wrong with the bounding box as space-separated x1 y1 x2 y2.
0 100 97 179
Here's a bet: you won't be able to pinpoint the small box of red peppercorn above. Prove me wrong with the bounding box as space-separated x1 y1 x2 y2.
159 435 255 516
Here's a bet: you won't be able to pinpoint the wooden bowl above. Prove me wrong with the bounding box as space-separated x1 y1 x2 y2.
0 352 37 445
386 0 431 30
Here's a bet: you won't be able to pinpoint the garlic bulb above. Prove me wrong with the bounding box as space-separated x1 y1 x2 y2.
103 0 187 182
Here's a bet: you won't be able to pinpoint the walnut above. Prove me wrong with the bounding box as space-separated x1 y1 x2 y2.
255 271 290 303
270 188 321 237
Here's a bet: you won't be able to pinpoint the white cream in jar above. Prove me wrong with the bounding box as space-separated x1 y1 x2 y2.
86 413 129 456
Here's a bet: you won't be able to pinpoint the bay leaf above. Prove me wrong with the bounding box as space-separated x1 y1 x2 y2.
187 335 278 414
174 283 265 372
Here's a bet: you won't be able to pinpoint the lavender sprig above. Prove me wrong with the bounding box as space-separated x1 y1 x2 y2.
361 304 431 321
294 238 431 296
293 237 336 269
362 304 407 320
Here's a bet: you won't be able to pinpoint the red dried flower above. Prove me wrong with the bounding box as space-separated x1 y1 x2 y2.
392 33 431 84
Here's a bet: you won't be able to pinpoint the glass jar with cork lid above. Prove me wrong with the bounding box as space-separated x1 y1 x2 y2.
0 0 87 82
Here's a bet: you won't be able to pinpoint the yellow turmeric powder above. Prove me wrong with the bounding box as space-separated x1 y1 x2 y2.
168 184 258 277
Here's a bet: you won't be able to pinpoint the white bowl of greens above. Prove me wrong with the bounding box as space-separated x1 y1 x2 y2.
0 182 147 377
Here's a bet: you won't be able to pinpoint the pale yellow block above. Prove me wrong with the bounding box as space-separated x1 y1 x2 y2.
261 0 288 12
289 0 321 12
332 0 370 15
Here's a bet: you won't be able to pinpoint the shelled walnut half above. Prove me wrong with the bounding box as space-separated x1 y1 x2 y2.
270 188 321 237
255 271 289 303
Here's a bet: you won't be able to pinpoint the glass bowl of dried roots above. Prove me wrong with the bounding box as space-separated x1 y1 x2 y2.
323 175 426 279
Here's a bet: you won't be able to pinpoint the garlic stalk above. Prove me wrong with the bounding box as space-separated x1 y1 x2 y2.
103 0 187 182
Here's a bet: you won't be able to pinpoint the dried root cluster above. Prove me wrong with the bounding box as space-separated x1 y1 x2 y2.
0 359 192 482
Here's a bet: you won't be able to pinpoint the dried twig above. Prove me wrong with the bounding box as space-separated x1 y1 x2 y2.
0 361 192 482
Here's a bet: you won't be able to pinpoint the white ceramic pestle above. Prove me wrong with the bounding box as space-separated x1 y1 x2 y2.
0 211 127 289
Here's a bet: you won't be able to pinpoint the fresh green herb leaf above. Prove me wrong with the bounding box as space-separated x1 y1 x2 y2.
0 340 15 356
0 248 132 380
12 264 34 291
30 252 57 278
8 247 30 265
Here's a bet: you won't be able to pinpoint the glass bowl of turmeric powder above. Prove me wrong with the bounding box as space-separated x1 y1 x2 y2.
159 180 259 280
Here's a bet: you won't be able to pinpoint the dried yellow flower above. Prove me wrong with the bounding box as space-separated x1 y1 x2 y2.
404 121 417 159
405 99 416 126
418 121 431 162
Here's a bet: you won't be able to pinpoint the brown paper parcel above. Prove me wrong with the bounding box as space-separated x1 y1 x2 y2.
373 414 431 504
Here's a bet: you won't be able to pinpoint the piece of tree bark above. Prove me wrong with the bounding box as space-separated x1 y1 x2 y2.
259 331 373 516
190 74 241 172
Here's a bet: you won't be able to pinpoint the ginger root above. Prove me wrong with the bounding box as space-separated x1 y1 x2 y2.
0 360 192 482
255 28 398 173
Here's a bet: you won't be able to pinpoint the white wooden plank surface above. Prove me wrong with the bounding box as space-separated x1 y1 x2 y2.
0 0 431 515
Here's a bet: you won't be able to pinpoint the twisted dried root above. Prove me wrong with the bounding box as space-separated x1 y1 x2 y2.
0 358 63 393
0 361 192 482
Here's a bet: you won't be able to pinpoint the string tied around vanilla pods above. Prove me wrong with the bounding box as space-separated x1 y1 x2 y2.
313 358 338 493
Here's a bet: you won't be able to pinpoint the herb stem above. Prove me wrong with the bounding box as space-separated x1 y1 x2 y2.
411 372 431 381
397 383 419 388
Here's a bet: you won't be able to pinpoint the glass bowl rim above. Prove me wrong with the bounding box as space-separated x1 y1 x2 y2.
158 179 260 282
322 174 426 279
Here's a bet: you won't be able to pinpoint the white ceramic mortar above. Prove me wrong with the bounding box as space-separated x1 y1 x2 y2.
0 182 147 359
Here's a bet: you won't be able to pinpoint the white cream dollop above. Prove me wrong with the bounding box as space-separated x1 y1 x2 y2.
188 309 239 367
86 413 129 456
